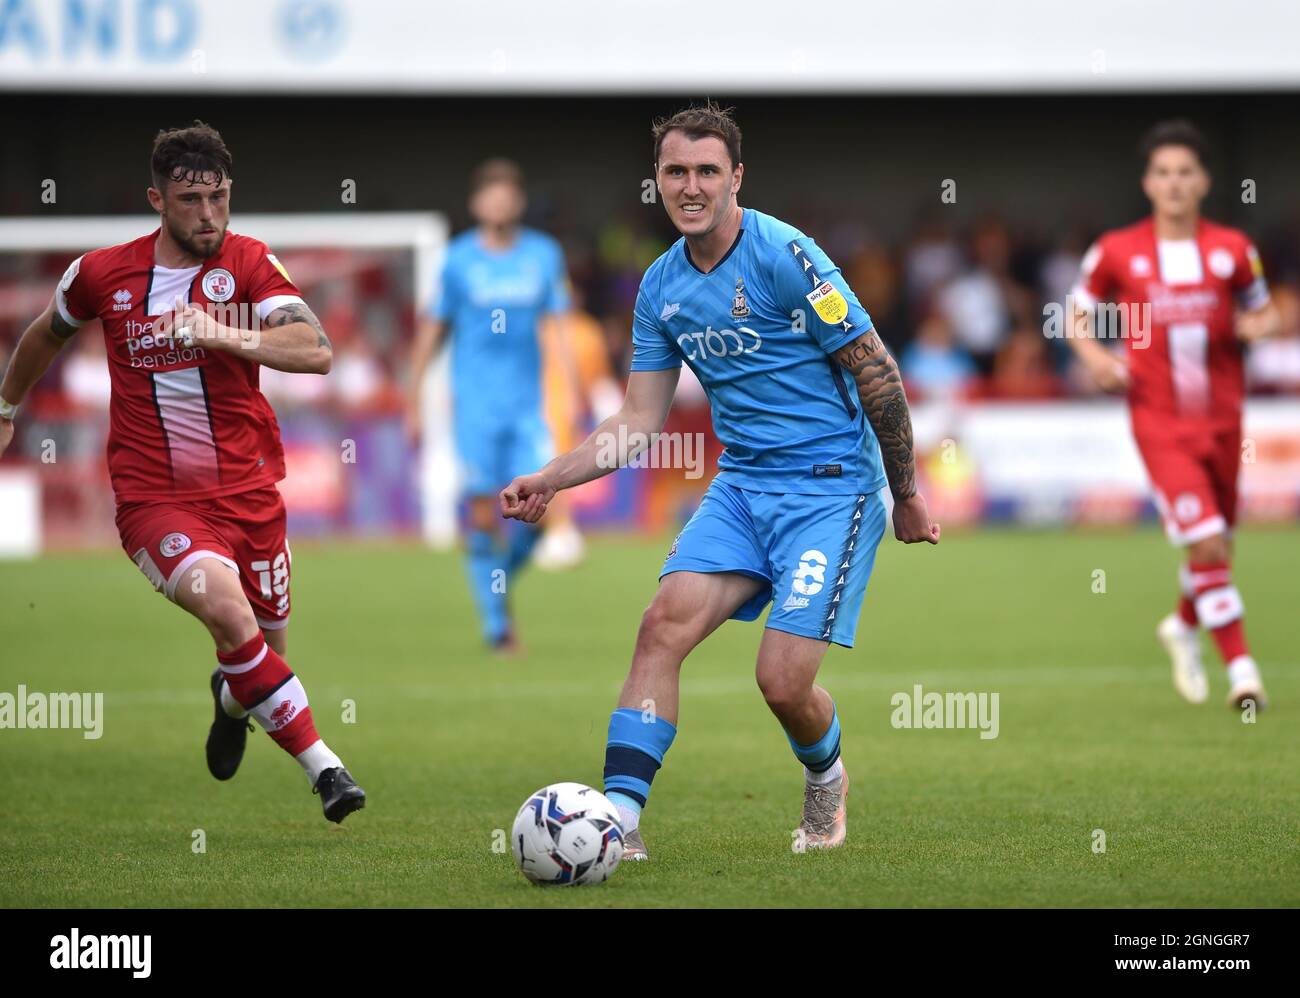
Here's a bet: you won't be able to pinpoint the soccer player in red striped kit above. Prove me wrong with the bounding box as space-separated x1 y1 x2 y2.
0 122 365 821
1069 120 1281 709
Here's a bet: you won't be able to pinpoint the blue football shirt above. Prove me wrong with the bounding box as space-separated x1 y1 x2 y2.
630 208 886 496
431 227 569 426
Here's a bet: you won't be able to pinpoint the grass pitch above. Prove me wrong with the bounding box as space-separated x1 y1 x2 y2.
1 526 1295 907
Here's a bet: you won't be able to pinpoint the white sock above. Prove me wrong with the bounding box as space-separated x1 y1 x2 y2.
219 681 247 719
615 803 640 834
296 739 343 786
1227 656 1260 687
805 757 843 786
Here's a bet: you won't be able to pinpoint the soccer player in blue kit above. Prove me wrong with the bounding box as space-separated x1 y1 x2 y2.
501 104 939 858
408 159 571 651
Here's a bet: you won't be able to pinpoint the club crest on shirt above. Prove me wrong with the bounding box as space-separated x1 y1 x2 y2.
1208 248 1235 280
202 268 236 303
1173 492 1202 524
806 280 848 324
731 277 751 319
1130 255 1152 278
160 532 192 558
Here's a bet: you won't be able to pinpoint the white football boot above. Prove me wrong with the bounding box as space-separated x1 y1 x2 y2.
1157 613 1208 704
799 765 848 850
534 524 586 571
1226 656 1268 711
622 827 649 862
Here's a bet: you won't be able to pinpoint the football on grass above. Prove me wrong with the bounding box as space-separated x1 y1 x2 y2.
511 783 624 886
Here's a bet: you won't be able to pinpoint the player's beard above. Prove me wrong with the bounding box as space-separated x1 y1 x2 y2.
167 216 226 259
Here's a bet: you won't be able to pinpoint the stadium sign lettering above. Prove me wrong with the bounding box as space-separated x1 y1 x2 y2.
0 0 196 63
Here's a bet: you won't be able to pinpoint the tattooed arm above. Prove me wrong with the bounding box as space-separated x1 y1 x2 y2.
155 299 332 375
832 329 940 545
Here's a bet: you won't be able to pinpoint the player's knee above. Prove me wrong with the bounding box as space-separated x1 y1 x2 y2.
1188 534 1228 564
756 669 811 714
193 592 258 647
469 498 497 533
634 600 696 661
262 626 287 658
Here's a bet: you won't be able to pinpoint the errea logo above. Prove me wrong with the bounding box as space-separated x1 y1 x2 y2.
112 289 133 311
269 699 297 728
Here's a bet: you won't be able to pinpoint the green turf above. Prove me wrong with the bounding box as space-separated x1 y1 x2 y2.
0 526 1296 907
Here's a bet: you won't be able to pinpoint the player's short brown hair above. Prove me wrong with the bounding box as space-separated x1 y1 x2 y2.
1139 119 1209 170
151 120 233 190
469 158 525 195
652 101 743 170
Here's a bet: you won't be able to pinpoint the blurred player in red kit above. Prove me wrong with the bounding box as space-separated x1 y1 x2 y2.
0 122 366 821
1069 120 1281 709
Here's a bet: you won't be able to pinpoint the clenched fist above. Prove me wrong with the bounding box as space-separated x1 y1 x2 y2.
500 472 558 523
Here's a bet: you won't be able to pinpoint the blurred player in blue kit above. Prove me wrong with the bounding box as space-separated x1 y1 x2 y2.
408 159 574 651
502 104 939 857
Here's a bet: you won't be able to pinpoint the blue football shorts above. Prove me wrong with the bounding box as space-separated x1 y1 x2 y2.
455 411 554 498
660 477 888 647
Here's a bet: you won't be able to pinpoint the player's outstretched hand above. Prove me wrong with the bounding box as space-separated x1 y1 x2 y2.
500 472 557 523
0 417 13 459
1234 309 1275 343
893 492 941 545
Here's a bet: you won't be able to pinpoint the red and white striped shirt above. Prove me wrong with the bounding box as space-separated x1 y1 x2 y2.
56 229 304 501
1073 217 1269 441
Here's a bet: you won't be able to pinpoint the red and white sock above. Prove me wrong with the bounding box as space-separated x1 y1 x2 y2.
1175 564 1199 630
217 633 343 785
1186 561 1250 666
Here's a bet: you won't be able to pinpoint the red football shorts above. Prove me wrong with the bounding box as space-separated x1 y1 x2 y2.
1135 428 1240 546
116 485 291 630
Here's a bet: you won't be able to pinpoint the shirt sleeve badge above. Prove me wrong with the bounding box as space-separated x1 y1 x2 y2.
806 280 849 324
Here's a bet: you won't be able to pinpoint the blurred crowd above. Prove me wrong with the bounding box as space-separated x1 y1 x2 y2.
560 207 1300 406
3 209 1300 422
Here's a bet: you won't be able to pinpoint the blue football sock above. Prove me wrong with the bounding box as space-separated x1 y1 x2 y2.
603 706 677 811
465 528 509 642
788 705 841 773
